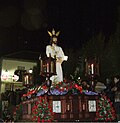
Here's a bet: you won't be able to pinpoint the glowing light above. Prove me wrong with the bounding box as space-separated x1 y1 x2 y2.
91 64 94 74
29 68 33 73
12 75 19 81
1 70 9 81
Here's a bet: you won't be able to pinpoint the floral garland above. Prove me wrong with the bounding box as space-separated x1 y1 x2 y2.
32 96 54 122
21 85 48 101
51 81 82 93
21 81 83 101
95 94 116 122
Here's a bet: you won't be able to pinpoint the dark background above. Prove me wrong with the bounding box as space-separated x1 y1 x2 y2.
0 0 119 56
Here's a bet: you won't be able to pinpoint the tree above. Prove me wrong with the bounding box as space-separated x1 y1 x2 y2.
101 7 120 78
82 32 105 59
101 35 120 78
81 32 105 79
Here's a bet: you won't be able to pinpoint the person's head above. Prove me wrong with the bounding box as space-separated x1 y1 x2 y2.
48 28 60 45
82 80 87 86
106 78 111 85
50 36 58 45
113 75 120 83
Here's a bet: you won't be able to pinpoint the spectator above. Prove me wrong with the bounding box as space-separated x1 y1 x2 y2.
81 80 90 91
104 78 113 100
111 75 120 121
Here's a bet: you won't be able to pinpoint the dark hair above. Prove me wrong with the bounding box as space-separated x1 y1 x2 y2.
114 75 120 79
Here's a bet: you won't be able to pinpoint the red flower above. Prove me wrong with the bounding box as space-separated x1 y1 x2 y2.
32 96 55 122
41 119 45 122
74 84 82 93
23 94 27 97
95 118 98 121
37 117 40 122
56 85 59 89
32 116 37 121
63 79 67 83
42 85 47 89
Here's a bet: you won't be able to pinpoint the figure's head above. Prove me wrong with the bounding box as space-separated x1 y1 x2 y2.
48 28 60 45
50 36 58 45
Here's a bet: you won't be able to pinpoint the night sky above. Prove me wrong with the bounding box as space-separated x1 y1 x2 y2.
0 0 119 56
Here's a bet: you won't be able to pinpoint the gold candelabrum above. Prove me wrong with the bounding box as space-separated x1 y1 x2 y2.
40 54 56 91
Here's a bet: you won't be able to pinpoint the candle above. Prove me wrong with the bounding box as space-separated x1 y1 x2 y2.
47 63 49 72
25 75 29 84
91 64 94 74
51 61 53 73
40 60 43 73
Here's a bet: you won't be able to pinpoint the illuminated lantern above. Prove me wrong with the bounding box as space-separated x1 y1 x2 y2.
85 57 100 91
1 74 8 80
1 70 9 81
22 73 33 87
40 55 56 89
85 57 99 77
12 75 19 82
40 54 56 77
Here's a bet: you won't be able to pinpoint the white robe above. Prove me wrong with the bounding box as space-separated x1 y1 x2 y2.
46 45 65 82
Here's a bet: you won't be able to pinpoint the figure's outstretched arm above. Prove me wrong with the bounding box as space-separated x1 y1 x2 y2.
46 46 50 57
56 47 68 64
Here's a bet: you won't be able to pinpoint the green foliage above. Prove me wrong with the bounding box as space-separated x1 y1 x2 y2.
32 96 54 122
81 29 120 78
101 35 120 78
95 95 116 121
82 32 105 58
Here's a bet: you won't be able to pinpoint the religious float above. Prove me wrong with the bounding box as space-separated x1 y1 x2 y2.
13 56 116 122
13 82 116 122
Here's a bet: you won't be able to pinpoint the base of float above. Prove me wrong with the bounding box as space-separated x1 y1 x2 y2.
22 94 99 122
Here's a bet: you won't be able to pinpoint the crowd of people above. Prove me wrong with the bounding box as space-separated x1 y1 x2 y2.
104 75 120 121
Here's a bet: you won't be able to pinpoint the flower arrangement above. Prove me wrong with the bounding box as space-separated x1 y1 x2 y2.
13 96 54 122
21 85 48 101
32 96 54 122
95 94 116 121
21 81 83 101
